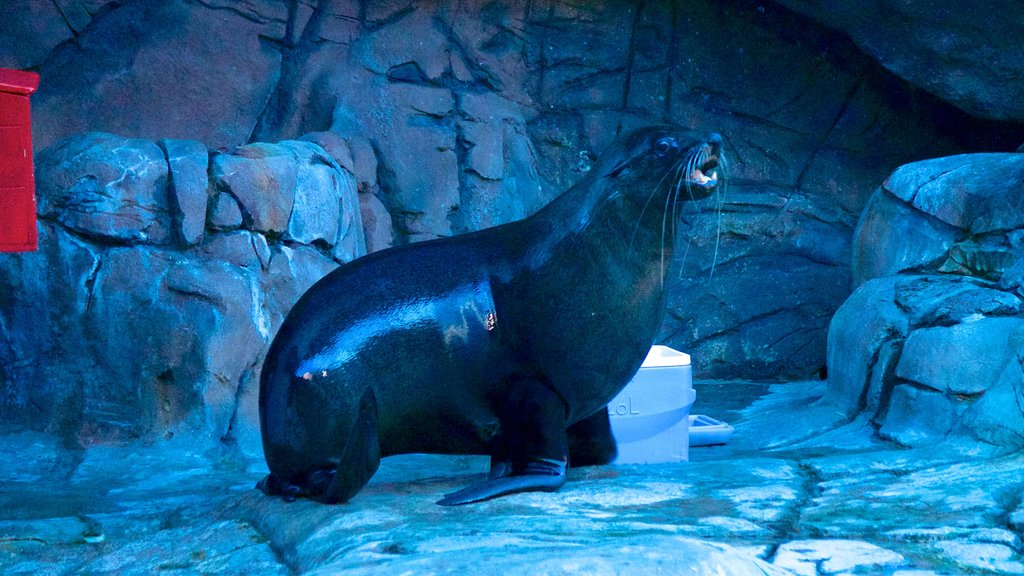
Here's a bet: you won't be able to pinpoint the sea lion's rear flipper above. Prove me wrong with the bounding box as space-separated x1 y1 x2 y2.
320 387 381 504
437 378 568 506
567 408 617 467
436 458 565 506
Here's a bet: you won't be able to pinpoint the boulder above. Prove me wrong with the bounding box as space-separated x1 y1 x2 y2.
211 140 366 260
344 135 395 253
895 318 1023 396
211 143 299 235
852 189 959 287
826 153 1024 448
358 191 395 254
829 275 1024 447
209 193 244 232
878 384 957 448
883 154 1024 232
297 132 355 174
855 154 1024 288
962 336 1024 449
821 276 908 417
287 142 344 247
35 133 174 246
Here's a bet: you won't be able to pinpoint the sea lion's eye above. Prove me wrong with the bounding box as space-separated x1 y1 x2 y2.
654 137 676 157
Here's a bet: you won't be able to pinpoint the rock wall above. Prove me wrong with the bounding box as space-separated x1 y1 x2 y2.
0 132 368 453
2 0 1024 447
776 0 1024 123
825 154 1024 448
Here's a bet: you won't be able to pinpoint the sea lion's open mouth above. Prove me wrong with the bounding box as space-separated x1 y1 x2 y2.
688 155 720 188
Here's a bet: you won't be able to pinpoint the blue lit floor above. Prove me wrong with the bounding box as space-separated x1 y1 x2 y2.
1 381 1022 575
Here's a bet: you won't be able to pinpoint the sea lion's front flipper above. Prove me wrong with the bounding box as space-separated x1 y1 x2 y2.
567 408 617 467
320 387 381 504
437 378 569 506
436 458 565 506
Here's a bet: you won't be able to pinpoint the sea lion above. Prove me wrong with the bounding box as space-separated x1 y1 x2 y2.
258 126 724 505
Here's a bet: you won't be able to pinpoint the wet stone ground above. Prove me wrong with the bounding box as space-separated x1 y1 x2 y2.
2 381 1023 575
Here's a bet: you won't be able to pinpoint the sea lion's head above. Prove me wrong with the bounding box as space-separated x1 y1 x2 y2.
603 126 725 206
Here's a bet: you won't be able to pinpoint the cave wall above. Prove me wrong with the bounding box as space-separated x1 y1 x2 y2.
2 0 1023 446
775 0 1024 123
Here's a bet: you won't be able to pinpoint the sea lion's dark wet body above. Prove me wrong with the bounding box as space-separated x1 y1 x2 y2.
258 126 723 505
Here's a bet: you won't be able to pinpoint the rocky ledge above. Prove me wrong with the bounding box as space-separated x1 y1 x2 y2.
3 380 1022 575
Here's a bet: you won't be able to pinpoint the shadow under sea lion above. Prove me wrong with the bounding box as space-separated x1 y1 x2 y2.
258 126 725 505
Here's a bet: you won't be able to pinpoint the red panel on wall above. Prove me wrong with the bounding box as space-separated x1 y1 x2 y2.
0 68 41 252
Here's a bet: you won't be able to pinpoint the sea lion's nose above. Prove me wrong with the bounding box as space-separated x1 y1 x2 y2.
706 132 723 152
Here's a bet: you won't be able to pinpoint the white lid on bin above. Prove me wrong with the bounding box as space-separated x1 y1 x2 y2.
640 345 691 368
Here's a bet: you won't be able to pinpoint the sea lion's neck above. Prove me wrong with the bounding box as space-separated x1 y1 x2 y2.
522 172 677 271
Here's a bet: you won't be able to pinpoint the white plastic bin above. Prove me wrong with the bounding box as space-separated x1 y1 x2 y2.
608 345 695 464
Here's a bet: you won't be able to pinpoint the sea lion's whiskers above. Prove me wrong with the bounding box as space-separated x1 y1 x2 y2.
708 192 722 281
656 157 689 283
684 147 701 203
631 157 683 258
669 157 688 253
674 152 695 234
658 165 678 287
627 183 660 256
673 145 705 280
708 150 728 281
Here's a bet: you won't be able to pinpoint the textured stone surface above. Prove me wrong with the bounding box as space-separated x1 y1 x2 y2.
663 191 853 379
0 134 361 451
895 318 1023 395
878 384 957 447
882 154 1024 232
29 0 284 150
208 193 244 232
821 276 908 416
827 154 1024 449
828 275 1024 448
0 222 100 434
287 149 342 245
358 190 395 253
852 190 959 288
855 154 1024 286
9 0 1023 383
0 2 76 69
0 1 115 70
4 380 1023 575
211 143 299 234
159 138 209 247
775 0 1024 122
0 433 287 575
773 540 905 575
35 132 173 245
962 349 1024 449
